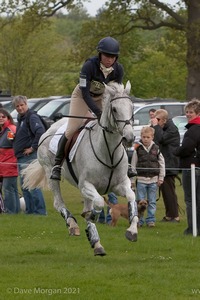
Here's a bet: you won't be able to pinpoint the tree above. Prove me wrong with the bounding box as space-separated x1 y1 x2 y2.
0 16 68 96
1 0 199 100
97 0 199 100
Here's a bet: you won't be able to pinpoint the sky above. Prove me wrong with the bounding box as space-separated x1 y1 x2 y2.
83 0 107 16
84 0 181 16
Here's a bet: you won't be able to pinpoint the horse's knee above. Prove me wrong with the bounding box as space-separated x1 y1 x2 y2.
93 196 104 212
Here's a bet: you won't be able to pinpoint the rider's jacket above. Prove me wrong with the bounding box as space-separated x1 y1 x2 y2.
79 56 124 117
13 109 46 158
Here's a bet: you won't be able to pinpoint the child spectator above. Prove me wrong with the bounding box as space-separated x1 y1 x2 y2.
131 126 165 227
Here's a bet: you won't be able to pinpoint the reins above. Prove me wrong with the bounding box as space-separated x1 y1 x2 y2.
86 95 133 194
87 125 125 194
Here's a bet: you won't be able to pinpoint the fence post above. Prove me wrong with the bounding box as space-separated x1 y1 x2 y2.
191 164 197 237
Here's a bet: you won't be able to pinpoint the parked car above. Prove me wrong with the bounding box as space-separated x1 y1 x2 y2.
36 97 71 126
172 115 187 144
0 100 13 112
0 90 13 112
133 101 187 142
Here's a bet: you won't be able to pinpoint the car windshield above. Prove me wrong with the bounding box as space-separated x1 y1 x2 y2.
1 101 13 113
172 116 187 129
37 100 66 117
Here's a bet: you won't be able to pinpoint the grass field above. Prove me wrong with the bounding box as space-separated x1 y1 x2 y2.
1 178 200 300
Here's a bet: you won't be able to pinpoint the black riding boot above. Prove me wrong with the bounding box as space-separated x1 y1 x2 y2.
50 134 67 181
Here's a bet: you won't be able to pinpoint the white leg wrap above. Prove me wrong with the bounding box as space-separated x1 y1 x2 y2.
60 207 77 226
85 221 100 248
128 201 138 223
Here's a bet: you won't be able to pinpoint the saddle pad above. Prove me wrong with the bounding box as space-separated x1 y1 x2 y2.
49 120 96 162
49 122 68 154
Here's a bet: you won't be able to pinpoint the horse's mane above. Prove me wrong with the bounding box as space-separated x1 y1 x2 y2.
106 81 125 95
102 81 131 110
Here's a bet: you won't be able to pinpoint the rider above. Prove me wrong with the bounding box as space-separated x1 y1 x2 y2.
50 36 124 180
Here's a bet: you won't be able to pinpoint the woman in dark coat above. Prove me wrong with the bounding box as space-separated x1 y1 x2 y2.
151 109 180 223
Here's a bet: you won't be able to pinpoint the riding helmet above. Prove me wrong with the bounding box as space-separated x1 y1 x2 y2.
97 37 120 56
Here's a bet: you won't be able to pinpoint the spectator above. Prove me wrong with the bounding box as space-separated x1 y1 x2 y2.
128 108 157 179
151 109 180 223
131 126 165 227
12 95 47 215
149 108 156 125
0 108 20 213
175 99 200 235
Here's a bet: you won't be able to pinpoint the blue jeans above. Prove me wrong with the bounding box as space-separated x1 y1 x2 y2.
137 182 157 225
182 169 200 232
3 177 20 214
18 152 47 215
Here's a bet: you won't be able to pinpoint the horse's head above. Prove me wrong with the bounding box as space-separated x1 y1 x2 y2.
101 81 135 147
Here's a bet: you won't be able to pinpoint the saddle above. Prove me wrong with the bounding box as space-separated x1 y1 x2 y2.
64 120 92 157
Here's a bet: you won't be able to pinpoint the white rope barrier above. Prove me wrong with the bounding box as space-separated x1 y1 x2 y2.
191 164 197 237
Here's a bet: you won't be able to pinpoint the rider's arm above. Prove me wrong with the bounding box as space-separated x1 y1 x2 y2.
79 59 102 118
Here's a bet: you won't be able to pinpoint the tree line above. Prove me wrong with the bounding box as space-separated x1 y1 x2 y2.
0 0 197 101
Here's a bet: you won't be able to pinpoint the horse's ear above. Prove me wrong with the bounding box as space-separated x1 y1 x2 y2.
104 83 116 96
125 80 131 95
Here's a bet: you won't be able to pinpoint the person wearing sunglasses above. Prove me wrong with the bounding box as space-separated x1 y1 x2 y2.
151 109 180 223
0 108 20 213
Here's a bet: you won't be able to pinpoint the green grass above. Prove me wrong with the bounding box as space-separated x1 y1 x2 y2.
1 178 200 300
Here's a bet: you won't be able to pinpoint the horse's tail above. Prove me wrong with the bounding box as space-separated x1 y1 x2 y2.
21 159 49 190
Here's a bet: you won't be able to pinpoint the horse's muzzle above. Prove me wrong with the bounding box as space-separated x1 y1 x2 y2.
122 135 135 148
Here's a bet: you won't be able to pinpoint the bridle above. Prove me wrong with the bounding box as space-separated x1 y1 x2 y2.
99 96 134 133
87 95 134 194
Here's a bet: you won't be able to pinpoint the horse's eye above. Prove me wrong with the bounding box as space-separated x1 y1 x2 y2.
112 107 117 113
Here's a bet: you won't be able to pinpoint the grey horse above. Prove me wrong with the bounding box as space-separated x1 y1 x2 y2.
22 81 138 256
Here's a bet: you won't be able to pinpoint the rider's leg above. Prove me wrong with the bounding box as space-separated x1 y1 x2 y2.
50 85 88 181
50 134 68 180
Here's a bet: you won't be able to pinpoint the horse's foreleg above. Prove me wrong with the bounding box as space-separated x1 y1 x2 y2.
60 207 80 236
80 183 106 256
85 221 106 256
50 180 80 236
114 180 138 242
81 182 104 220
125 201 138 242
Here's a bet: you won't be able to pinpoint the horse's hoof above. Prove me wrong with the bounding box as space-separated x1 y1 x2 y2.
69 227 80 236
125 230 137 242
94 247 106 256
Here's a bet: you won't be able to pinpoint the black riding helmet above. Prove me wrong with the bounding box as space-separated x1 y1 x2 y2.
97 37 120 56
